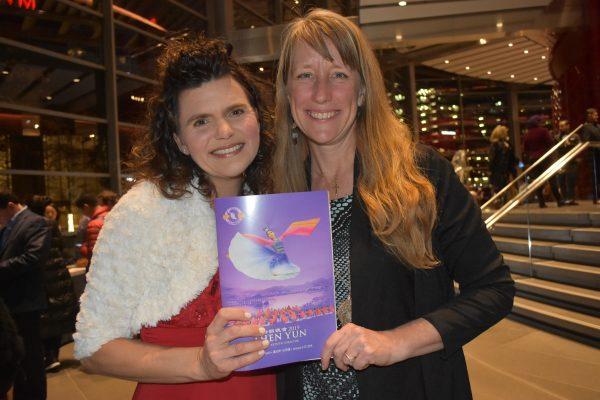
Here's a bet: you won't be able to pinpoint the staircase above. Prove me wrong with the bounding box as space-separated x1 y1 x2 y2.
486 204 600 346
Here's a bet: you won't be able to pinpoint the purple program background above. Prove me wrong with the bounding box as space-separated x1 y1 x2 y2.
215 191 337 370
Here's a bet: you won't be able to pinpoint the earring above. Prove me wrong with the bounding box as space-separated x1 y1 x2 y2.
291 122 299 145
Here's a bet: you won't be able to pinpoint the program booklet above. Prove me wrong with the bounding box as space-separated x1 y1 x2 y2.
215 191 336 371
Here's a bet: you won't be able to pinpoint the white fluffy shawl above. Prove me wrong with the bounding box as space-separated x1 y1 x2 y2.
73 181 218 359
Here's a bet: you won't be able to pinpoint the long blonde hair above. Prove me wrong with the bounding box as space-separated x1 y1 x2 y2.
490 125 509 143
273 9 438 269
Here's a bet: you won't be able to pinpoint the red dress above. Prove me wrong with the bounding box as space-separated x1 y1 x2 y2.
133 273 276 400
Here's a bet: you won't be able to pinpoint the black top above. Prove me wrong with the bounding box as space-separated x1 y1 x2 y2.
279 145 515 400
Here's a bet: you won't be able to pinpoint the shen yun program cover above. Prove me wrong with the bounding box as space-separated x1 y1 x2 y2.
215 191 336 371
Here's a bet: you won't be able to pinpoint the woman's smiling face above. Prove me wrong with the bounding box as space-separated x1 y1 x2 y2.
174 75 260 194
287 40 363 147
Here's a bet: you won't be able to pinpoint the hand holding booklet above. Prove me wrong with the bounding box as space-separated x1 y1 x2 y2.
215 191 336 371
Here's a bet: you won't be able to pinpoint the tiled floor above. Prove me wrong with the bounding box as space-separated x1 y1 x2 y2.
44 318 600 399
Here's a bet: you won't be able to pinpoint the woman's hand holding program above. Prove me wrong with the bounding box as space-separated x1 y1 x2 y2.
320 323 402 372
197 307 269 380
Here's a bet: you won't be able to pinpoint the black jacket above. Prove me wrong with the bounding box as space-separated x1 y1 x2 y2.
0 208 51 314
40 221 76 339
280 145 515 399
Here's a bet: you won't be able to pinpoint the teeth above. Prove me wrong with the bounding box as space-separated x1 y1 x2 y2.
308 111 337 120
212 144 243 155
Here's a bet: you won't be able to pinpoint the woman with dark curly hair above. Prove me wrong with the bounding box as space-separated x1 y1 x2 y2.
73 35 276 399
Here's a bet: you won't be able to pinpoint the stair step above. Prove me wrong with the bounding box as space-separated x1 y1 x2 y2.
591 212 600 227
512 296 600 340
503 254 600 290
571 227 600 245
493 236 559 258
512 274 600 311
486 210 593 226
552 243 600 267
492 223 573 242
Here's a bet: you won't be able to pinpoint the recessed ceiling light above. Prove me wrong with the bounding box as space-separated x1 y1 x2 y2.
479 38 487 45
533 77 538 81
1 70 9 75
496 21 503 28
523 49 529 54
395 33 403 41
258 67 264 72
398 1 407 6
444 60 450 64
508 42 513 47
487 71 492 75
45 95 52 100
73 78 80 83
510 74 515 78
250 25 255 29
465 66 470 70
34 123 40 129
541 55 547 60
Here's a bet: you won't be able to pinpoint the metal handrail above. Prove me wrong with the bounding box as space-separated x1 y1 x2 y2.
485 141 590 229
481 124 583 211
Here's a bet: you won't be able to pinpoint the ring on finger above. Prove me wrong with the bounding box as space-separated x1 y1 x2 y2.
344 352 355 363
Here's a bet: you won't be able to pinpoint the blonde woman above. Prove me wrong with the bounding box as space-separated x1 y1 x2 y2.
488 125 517 200
273 9 515 400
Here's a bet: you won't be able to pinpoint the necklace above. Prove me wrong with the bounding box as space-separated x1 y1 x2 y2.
314 164 339 198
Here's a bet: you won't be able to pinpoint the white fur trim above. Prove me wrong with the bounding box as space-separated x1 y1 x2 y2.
73 181 218 359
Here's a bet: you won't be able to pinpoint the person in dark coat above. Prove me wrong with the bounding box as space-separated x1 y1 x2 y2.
488 125 517 204
28 196 76 372
0 191 51 400
272 10 515 399
556 120 581 205
581 108 600 203
0 297 25 400
522 115 564 208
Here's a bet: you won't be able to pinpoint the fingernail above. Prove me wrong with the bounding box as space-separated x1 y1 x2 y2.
262 339 269 347
258 350 265 356
244 312 251 319
259 326 266 335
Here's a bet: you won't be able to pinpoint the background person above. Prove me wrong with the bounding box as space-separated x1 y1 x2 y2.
556 120 581 205
581 108 600 203
488 125 517 205
28 195 76 373
79 190 118 270
273 9 515 399
0 192 51 400
523 115 564 208
74 36 276 399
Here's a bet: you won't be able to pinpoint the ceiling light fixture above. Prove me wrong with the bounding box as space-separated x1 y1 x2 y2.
479 38 487 45
465 66 470 70
398 1 407 6
541 55 547 60
523 49 529 54
45 95 52 100
1 70 9 75
496 21 503 28
508 42 513 47
487 71 492 75
533 77 539 81
258 67 264 72
444 60 450 64
510 74 515 78
73 78 80 83
395 33 403 41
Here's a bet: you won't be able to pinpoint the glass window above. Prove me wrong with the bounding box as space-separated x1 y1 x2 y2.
0 2 104 64
117 76 155 124
114 0 207 33
0 109 108 173
0 46 106 117
114 23 164 78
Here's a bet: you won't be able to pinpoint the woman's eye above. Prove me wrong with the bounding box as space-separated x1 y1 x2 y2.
297 72 312 79
333 72 349 79
193 118 208 127
230 108 245 117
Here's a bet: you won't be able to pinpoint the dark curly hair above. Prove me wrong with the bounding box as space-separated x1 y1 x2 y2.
129 34 273 199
